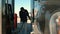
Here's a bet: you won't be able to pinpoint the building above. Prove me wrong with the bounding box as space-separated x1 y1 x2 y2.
1 0 14 34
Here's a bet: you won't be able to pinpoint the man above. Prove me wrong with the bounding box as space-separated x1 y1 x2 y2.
19 7 30 34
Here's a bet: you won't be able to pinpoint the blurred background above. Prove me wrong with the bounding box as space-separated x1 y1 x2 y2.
1 0 60 34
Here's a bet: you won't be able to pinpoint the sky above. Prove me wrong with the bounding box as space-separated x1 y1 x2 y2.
15 0 31 17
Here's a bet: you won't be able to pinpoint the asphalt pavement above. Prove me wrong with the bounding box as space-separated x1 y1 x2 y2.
17 22 32 34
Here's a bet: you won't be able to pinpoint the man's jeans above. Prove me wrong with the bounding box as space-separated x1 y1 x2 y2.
17 22 27 34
